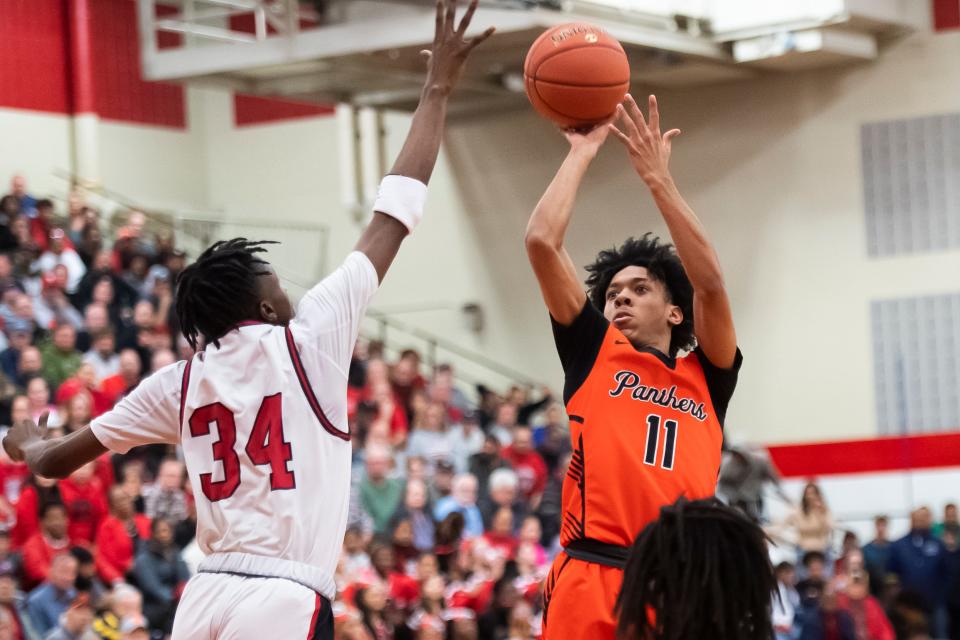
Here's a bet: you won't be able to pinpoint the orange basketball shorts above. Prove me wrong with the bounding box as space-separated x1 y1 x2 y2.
542 551 624 639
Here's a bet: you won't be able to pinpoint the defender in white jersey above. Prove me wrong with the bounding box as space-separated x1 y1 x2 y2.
2 3 493 638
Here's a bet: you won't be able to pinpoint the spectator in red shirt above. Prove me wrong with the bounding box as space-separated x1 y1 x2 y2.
370 543 419 612
391 350 426 419
92 454 115 501
480 507 518 561
0 435 29 510
95 486 151 586
21 502 70 589
836 570 895 640
55 365 110 421
500 426 547 502
59 461 107 546
28 199 55 253
54 377 90 423
99 349 142 407
368 379 408 446
11 475 61 549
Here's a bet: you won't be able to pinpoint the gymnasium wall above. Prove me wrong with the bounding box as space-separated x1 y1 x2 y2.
1 2 960 446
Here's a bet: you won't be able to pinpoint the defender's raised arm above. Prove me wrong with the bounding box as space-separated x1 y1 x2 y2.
355 0 494 283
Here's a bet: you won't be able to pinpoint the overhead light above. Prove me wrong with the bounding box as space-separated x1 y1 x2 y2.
501 72 525 93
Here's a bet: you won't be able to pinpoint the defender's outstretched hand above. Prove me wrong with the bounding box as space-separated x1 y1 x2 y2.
609 94 682 185
422 0 496 95
3 411 48 463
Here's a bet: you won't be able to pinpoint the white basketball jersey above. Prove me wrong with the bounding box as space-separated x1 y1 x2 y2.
91 252 379 599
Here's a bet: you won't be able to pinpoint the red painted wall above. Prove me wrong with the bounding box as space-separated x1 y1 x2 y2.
87 0 186 128
0 0 71 114
0 0 185 128
234 94 335 127
934 0 960 30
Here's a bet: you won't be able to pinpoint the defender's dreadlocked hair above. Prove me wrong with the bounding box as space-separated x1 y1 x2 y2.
176 238 276 351
584 234 694 356
615 497 776 640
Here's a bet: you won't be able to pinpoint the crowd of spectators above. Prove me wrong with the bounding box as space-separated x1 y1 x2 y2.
332 341 566 640
0 174 188 640
767 485 960 640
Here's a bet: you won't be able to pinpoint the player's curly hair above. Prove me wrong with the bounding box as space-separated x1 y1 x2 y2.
615 497 776 640
176 238 276 351
584 234 694 356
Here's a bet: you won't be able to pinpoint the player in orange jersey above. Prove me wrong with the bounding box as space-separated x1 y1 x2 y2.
525 94 741 639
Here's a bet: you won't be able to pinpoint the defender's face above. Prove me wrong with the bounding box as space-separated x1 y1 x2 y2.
602 266 679 350
257 266 294 326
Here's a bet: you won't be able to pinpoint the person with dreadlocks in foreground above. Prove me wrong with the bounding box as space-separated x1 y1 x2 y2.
616 497 777 640
2 2 493 638
527 93 742 639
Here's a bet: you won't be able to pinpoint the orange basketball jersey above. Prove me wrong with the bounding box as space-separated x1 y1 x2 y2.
552 302 741 550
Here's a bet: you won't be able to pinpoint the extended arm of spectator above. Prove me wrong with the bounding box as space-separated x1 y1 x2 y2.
517 388 553 426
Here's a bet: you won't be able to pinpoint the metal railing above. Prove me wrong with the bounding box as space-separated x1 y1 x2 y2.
52 170 330 282
52 171 540 397
363 310 541 395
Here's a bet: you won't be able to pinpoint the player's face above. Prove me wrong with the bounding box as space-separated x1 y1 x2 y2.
603 266 681 352
256 266 294 326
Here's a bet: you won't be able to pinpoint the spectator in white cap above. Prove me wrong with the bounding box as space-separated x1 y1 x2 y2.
119 614 149 640
35 228 86 295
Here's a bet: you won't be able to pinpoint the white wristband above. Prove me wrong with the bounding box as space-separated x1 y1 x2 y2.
373 175 428 233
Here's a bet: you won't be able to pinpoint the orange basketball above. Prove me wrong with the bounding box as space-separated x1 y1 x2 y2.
524 23 631 129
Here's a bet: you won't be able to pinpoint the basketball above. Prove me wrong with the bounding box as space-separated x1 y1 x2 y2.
523 23 631 129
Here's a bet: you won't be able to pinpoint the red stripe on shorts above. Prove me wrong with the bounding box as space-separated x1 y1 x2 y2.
307 593 322 639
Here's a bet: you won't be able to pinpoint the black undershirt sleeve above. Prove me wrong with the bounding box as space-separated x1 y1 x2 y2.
551 302 609 405
693 346 743 427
